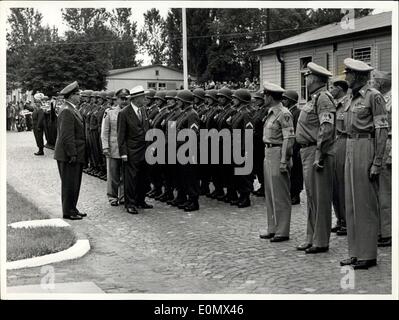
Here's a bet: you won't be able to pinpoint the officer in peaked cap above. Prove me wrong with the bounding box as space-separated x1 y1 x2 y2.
118 85 152 215
259 82 294 242
252 89 270 198
54 81 86 220
173 90 200 212
101 88 129 206
339 59 389 269
296 62 336 254
329 78 349 236
282 90 303 205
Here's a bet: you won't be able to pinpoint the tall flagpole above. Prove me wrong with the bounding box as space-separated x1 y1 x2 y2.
182 8 188 90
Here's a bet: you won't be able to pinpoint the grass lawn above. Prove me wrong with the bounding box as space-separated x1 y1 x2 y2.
7 184 77 262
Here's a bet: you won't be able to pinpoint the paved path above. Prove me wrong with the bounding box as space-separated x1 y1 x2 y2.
6 131 391 294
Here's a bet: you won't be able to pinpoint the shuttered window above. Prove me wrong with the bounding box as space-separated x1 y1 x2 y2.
352 47 371 64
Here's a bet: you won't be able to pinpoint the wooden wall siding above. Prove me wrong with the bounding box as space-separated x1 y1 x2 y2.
261 54 281 85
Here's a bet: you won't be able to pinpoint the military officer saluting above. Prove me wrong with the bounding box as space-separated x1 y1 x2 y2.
296 62 336 254
259 82 295 242
340 59 389 269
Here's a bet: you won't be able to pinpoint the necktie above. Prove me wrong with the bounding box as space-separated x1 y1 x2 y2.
137 108 142 123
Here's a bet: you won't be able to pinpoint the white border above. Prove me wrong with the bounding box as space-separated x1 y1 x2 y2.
1 0 398 300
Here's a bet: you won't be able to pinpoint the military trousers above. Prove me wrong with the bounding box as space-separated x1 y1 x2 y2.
301 145 334 247
254 140 265 187
378 163 391 238
106 157 124 202
345 138 379 260
332 136 347 226
57 161 83 217
290 147 303 197
33 127 44 150
263 146 291 237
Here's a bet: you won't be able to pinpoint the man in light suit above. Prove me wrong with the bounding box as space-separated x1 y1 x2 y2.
117 85 152 214
54 81 87 220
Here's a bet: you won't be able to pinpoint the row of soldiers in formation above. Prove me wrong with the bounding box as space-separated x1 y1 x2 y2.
65 57 390 270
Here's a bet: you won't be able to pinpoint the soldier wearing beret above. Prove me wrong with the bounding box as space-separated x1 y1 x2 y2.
329 78 349 236
372 70 392 248
101 88 128 206
339 58 389 269
118 85 152 214
259 82 295 242
296 62 336 254
54 81 87 220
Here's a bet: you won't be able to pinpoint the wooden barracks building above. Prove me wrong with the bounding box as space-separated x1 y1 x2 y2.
253 11 392 104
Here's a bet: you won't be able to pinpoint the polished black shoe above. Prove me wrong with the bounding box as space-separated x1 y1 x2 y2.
161 193 174 202
270 236 289 242
291 194 300 205
296 243 312 251
146 189 156 198
378 237 392 247
184 202 199 212
209 190 223 199
110 199 119 206
169 198 186 207
151 190 163 199
230 198 240 206
259 232 275 239
336 227 347 236
200 186 210 196
331 225 341 233
34 150 44 156
75 211 87 217
238 197 251 208
352 259 377 270
127 207 138 214
340 257 357 266
63 214 82 220
136 202 153 209
305 246 329 254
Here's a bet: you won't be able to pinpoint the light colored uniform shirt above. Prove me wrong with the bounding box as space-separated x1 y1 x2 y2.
101 105 122 159
263 103 295 144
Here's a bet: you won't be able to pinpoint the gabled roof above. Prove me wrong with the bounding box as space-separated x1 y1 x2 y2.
254 11 392 54
108 64 184 76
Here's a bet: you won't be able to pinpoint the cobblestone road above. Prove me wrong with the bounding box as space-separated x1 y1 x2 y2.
6 132 392 294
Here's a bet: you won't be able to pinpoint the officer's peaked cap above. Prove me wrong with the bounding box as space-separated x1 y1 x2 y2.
60 81 79 97
344 58 374 73
116 88 130 98
305 62 333 78
263 81 285 94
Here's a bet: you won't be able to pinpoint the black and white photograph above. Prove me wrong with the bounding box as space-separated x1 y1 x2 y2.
1 0 397 302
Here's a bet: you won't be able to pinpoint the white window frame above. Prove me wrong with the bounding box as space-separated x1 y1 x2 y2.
299 56 313 102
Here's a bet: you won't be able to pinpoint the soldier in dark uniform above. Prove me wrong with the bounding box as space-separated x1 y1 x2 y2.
295 62 336 254
340 58 389 269
259 82 295 242
372 70 392 248
89 92 103 177
229 89 254 208
193 88 209 195
329 79 349 236
281 90 303 205
252 90 270 197
151 91 174 202
174 90 200 211
202 89 220 197
96 92 109 180
81 90 93 173
216 90 239 204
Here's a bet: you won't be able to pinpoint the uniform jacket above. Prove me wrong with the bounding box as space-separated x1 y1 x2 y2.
117 103 150 163
101 105 122 159
32 104 45 130
54 100 86 163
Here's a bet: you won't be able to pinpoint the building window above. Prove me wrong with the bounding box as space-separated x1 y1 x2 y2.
148 82 157 89
155 70 159 76
352 47 371 64
158 83 166 90
300 56 312 101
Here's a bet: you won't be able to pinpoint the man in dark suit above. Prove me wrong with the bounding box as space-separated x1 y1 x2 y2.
32 93 45 155
117 85 152 214
54 81 87 220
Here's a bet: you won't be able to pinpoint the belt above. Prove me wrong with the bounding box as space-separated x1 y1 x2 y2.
299 142 316 148
337 133 348 139
265 143 282 148
347 133 375 139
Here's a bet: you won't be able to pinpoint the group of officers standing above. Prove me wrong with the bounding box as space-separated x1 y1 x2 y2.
52 56 391 271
